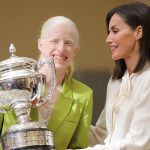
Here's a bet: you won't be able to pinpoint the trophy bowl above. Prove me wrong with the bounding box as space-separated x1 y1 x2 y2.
0 44 56 150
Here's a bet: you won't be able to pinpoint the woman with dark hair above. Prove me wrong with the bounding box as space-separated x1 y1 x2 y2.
87 2 150 150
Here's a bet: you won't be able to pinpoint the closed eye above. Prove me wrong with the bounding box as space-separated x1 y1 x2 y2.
50 39 58 44
65 40 74 46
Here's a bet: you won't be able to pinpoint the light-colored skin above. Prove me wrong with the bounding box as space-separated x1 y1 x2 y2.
106 14 143 75
38 22 78 86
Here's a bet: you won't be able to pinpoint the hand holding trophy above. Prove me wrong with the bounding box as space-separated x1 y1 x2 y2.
0 44 56 150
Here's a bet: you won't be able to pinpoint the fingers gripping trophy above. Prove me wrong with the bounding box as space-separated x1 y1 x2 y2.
0 44 56 150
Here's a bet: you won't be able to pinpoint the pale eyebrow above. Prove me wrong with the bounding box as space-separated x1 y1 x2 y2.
66 39 74 42
65 39 75 44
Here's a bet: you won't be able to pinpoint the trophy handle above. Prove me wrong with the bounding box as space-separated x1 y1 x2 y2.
0 101 9 113
0 97 10 113
35 57 56 106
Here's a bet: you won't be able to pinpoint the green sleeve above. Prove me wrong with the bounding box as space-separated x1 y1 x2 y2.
69 90 93 148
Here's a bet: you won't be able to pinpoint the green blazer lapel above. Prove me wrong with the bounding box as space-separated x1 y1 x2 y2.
47 78 74 134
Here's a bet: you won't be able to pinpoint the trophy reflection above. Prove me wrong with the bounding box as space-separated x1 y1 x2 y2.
0 44 56 150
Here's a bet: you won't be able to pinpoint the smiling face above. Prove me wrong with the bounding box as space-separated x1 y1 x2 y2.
106 13 142 62
38 23 78 72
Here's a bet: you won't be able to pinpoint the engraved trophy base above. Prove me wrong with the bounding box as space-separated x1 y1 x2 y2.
1 122 54 150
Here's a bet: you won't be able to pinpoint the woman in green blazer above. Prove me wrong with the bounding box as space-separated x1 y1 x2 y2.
0 16 93 150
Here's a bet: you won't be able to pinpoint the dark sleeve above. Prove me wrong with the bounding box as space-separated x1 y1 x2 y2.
0 113 4 136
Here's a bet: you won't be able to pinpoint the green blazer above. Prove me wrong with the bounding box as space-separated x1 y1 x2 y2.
0 78 93 150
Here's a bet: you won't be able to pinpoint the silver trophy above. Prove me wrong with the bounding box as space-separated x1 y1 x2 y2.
0 44 56 150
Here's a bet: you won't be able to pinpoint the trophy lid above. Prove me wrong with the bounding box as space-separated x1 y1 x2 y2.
0 43 37 72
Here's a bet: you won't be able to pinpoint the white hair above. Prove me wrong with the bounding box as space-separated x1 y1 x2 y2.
39 16 80 79
40 16 79 46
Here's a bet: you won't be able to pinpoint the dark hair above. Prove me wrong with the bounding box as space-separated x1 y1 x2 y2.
106 2 150 80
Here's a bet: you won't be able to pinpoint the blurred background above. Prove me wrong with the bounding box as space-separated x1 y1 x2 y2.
0 0 149 124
